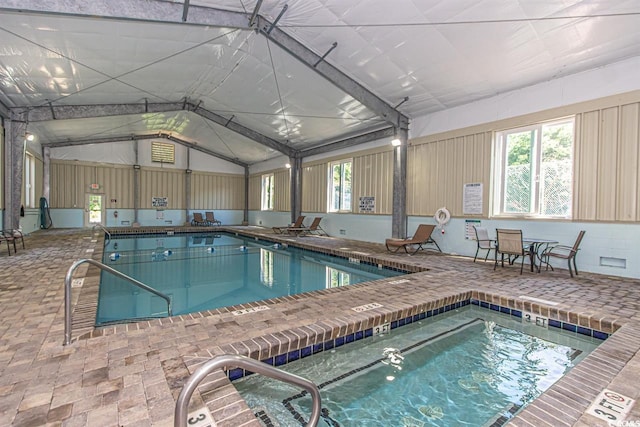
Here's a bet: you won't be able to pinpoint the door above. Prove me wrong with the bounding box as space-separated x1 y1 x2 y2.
85 194 104 226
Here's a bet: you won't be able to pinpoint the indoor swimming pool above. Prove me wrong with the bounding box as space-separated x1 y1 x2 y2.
96 232 403 325
234 305 602 427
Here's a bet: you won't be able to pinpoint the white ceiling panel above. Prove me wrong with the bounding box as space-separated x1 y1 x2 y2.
1 0 640 165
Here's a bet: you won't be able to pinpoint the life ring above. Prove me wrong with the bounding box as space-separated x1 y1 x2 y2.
434 207 451 230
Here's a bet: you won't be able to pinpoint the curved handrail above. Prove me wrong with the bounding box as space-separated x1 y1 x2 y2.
64 258 172 345
174 354 322 427
92 223 111 245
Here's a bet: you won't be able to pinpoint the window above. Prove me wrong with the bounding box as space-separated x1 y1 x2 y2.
151 141 175 164
261 173 274 210
326 267 350 288
494 118 574 217
24 153 35 208
329 159 352 212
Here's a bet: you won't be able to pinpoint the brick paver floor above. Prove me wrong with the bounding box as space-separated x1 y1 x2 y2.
0 227 638 426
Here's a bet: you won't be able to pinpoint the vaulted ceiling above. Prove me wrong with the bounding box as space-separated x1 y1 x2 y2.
1 0 639 165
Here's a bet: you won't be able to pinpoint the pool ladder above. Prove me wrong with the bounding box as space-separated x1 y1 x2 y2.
92 223 111 245
174 354 322 427
63 258 172 345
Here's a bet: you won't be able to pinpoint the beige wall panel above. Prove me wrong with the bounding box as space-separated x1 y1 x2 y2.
0 128 3 207
34 156 44 206
617 103 640 221
596 107 619 221
461 133 491 216
274 170 291 212
191 173 244 210
301 163 327 213
407 141 438 215
574 112 599 220
140 168 184 209
353 151 393 214
248 175 261 211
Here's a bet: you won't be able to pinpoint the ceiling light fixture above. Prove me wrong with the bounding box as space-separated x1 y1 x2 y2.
25 132 35 142
285 163 291 169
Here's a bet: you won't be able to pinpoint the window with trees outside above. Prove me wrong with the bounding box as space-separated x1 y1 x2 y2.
329 159 352 212
494 118 574 218
261 173 274 210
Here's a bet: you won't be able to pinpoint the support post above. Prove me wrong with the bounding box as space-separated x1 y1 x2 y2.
289 155 302 223
391 127 408 239
42 146 50 202
133 141 140 226
244 166 249 225
185 149 191 225
3 119 26 230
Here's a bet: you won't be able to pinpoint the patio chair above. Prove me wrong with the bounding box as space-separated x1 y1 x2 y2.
191 213 207 226
287 217 327 236
205 211 222 226
1 230 16 255
541 230 586 278
385 224 441 255
494 229 526 274
273 215 305 234
473 226 495 263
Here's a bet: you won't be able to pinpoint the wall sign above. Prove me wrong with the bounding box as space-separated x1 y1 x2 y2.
359 196 375 213
463 183 483 214
465 219 481 240
152 197 168 208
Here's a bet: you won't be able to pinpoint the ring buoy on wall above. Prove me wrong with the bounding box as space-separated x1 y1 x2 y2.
434 207 451 233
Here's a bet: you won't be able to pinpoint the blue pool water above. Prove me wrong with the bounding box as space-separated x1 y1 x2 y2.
97 232 403 325
235 305 600 426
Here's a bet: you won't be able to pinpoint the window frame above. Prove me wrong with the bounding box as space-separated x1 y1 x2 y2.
328 159 353 213
493 117 575 219
261 173 274 211
24 152 36 208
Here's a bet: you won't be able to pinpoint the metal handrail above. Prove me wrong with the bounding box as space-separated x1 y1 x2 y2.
174 354 322 427
64 258 172 345
92 223 111 245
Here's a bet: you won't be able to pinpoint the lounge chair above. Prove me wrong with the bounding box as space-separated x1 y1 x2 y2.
205 211 222 226
473 226 495 263
287 217 327 236
191 213 207 226
494 229 526 274
385 224 441 255
542 230 586 277
273 216 305 234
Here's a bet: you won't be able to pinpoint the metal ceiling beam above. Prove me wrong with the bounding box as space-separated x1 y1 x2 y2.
41 132 248 167
256 16 409 130
20 101 294 157
187 104 295 157
0 0 251 28
300 127 395 158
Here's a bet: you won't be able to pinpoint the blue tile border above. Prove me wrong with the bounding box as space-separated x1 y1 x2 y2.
227 298 610 381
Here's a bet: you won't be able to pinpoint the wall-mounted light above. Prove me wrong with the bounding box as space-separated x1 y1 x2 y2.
25 132 35 142
285 163 291 169
391 127 402 146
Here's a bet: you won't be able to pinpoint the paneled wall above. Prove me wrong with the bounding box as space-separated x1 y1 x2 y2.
301 163 327 213
50 161 135 208
273 169 291 212
190 172 244 210
248 169 291 212
50 160 244 210
352 150 394 215
407 133 492 216
574 102 640 221
301 147 393 214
